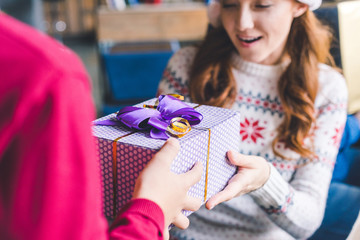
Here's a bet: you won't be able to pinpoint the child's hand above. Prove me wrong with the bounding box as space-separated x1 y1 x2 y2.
205 150 270 210
132 138 203 238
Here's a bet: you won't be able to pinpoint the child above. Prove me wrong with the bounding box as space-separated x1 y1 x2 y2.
0 13 202 240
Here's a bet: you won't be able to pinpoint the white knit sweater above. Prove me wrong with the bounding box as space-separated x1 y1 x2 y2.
158 46 348 240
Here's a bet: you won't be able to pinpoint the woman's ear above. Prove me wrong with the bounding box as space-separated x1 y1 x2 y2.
293 3 308 18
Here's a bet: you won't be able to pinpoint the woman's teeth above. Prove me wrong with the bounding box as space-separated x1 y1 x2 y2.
239 36 262 43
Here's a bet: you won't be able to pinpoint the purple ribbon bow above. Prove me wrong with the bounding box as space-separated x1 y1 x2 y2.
94 95 203 139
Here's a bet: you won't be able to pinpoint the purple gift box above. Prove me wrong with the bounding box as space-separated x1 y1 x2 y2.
93 98 241 219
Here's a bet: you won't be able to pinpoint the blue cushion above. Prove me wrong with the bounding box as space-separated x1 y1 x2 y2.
102 50 173 101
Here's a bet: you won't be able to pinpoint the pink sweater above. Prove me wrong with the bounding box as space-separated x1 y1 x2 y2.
0 13 164 240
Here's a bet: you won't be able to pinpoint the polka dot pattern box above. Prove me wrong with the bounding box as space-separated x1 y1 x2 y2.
93 99 241 219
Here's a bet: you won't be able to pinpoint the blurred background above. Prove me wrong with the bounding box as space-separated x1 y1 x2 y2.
0 0 353 118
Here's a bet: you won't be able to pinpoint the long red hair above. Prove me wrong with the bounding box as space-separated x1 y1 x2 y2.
189 10 335 158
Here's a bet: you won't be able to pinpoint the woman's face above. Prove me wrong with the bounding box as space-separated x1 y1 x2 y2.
221 0 307 65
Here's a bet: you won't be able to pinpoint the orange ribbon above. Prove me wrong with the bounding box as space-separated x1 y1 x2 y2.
112 132 135 218
204 128 211 202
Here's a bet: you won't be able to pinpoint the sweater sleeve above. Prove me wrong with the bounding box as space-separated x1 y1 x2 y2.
109 199 165 240
249 67 348 239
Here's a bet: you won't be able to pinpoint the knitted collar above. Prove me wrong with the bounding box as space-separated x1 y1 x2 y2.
231 53 290 79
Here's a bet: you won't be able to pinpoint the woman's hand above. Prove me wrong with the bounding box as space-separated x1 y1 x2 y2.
132 138 203 239
206 150 270 210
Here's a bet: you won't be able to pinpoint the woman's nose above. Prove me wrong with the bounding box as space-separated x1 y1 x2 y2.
236 7 255 31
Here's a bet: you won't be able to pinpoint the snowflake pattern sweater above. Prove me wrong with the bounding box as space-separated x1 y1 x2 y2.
157 46 348 240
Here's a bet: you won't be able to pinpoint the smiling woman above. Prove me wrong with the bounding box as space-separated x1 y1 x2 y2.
221 0 308 65
157 0 348 239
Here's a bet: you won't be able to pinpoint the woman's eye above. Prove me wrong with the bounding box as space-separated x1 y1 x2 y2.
255 4 272 8
222 3 238 8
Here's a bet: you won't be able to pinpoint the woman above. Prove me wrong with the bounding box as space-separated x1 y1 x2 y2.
158 0 348 239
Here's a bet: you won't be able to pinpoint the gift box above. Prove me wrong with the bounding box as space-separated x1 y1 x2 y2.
93 98 241 219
